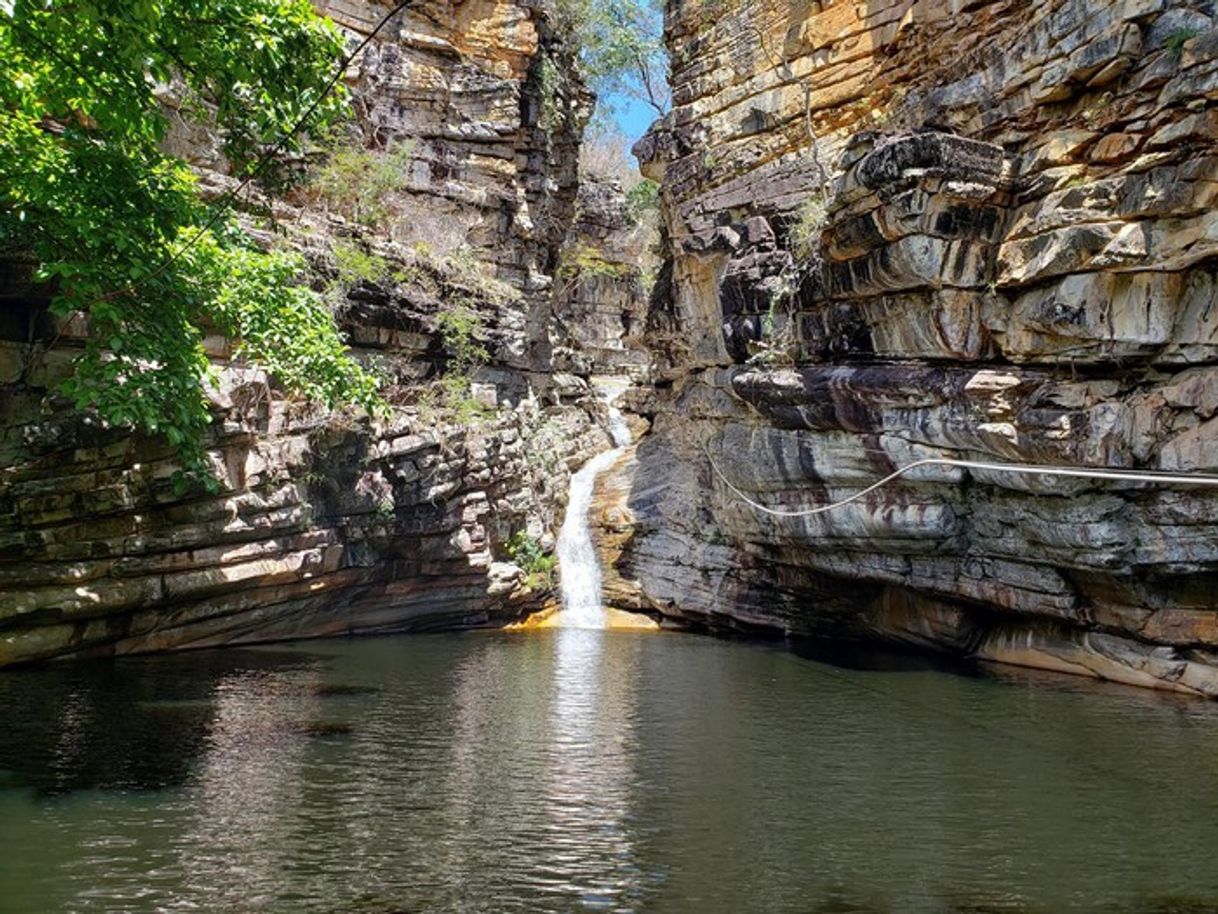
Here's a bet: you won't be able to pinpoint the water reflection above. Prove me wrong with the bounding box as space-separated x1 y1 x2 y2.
3 633 1218 913
0 650 313 795
435 627 648 911
178 667 325 911
542 627 644 910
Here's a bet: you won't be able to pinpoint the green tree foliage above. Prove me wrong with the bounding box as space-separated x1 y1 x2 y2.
506 531 556 589
0 0 381 480
625 178 659 225
557 0 669 117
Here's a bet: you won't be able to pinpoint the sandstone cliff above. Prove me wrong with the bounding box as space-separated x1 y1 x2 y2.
0 0 612 664
552 174 655 378
606 0 1218 695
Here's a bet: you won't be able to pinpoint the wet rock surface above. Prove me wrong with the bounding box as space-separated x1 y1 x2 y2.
608 0 1218 695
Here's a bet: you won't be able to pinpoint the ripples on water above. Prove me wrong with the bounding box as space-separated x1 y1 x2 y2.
2 630 1218 913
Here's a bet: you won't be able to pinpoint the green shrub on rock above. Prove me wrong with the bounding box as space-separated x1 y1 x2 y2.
507 532 557 589
0 0 381 482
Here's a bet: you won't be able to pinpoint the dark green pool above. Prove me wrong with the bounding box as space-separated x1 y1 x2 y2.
2 628 1217 913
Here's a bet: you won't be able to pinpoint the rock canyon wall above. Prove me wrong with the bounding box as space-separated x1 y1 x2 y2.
8 0 1218 700
0 0 616 664
552 175 655 379
605 0 1218 695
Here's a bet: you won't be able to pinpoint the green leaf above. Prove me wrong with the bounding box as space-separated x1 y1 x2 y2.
1 0 376 475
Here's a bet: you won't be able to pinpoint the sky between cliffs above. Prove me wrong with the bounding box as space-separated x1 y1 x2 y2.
568 0 667 147
608 92 660 142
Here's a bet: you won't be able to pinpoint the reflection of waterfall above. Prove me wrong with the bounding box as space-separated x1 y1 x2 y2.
436 629 646 911
544 627 642 910
556 381 633 629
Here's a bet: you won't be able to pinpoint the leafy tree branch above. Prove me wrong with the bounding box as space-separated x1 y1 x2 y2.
1 0 382 482
557 0 670 119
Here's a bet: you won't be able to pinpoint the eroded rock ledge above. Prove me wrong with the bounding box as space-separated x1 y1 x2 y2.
0 0 621 664
606 0 1218 696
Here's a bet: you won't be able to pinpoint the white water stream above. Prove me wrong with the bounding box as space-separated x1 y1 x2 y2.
554 381 633 629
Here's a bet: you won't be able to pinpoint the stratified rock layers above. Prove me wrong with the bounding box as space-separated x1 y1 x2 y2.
614 0 1218 695
552 175 653 378
0 0 605 664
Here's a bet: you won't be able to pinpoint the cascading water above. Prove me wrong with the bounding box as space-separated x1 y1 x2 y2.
554 382 633 629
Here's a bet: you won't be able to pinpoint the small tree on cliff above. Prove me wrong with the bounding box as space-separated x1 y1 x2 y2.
558 0 670 118
0 0 381 481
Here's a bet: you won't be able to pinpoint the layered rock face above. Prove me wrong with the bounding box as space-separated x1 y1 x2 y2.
551 175 655 378
611 0 1218 694
314 0 590 370
0 0 609 664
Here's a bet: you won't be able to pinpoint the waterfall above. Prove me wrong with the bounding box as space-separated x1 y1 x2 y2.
554 382 633 629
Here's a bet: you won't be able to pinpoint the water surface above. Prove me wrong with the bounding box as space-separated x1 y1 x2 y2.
2 630 1217 913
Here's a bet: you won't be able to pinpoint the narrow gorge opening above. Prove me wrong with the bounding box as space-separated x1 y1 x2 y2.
525 0 670 630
